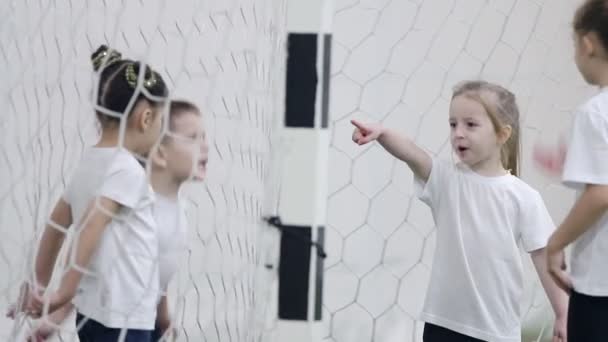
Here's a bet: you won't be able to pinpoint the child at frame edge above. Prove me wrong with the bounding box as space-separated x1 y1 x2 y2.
351 80 569 342
533 0 608 341
5 45 205 342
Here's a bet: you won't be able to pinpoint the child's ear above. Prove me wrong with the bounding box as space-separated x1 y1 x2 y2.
131 101 154 132
498 125 512 145
582 32 598 57
140 109 155 132
150 143 168 169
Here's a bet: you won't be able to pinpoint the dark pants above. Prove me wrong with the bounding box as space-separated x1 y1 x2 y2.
423 323 486 342
76 313 152 342
568 290 608 342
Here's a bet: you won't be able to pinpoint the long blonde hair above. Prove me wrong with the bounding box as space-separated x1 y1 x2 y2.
452 81 520 177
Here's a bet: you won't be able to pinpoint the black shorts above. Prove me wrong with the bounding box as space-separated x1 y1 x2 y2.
568 290 608 342
423 323 486 342
76 313 152 342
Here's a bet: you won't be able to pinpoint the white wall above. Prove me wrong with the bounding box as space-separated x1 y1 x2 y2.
0 1 286 341
324 1 591 341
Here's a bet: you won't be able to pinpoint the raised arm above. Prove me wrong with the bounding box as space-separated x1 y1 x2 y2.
351 119 432 181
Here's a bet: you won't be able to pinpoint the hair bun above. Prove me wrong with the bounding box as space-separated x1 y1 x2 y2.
91 45 122 71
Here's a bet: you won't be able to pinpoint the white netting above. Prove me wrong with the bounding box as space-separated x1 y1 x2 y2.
0 0 286 341
324 1 588 342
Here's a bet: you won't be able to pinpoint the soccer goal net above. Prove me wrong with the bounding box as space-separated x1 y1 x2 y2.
0 1 287 341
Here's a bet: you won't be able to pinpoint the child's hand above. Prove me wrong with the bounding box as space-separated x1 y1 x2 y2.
6 295 21 318
7 282 40 319
26 322 58 342
25 291 67 319
6 282 26 318
351 119 383 145
25 332 45 342
23 291 45 319
552 313 567 342
27 303 73 342
533 139 567 177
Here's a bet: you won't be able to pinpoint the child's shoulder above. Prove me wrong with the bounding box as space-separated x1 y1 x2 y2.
502 177 548 211
112 148 143 168
577 89 608 116
82 147 145 177
507 176 540 196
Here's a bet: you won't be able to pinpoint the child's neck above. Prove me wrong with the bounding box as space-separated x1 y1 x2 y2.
597 78 608 89
593 63 608 88
468 156 508 177
151 169 181 199
96 127 136 152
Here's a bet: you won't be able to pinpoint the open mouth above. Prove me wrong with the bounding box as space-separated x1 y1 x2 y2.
457 146 469 153
193 159 208 180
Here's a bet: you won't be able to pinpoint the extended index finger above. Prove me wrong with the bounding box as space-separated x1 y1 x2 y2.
350 119 368 133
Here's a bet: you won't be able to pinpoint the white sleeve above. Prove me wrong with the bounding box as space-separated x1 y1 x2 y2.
414 158 449 207
62 169 78 205
97 157 149 208
62 181 73 205
518 190 555 252
562 110 608 188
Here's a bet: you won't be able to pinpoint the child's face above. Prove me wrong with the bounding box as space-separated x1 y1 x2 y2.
163 111 208 182
449 95 502 168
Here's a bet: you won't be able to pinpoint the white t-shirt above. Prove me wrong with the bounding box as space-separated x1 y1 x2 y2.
415 160 555 342
562 88 608 296
63 147 159 330
154 194 188 292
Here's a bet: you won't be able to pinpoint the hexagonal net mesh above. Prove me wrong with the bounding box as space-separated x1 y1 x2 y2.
0 0 286 341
